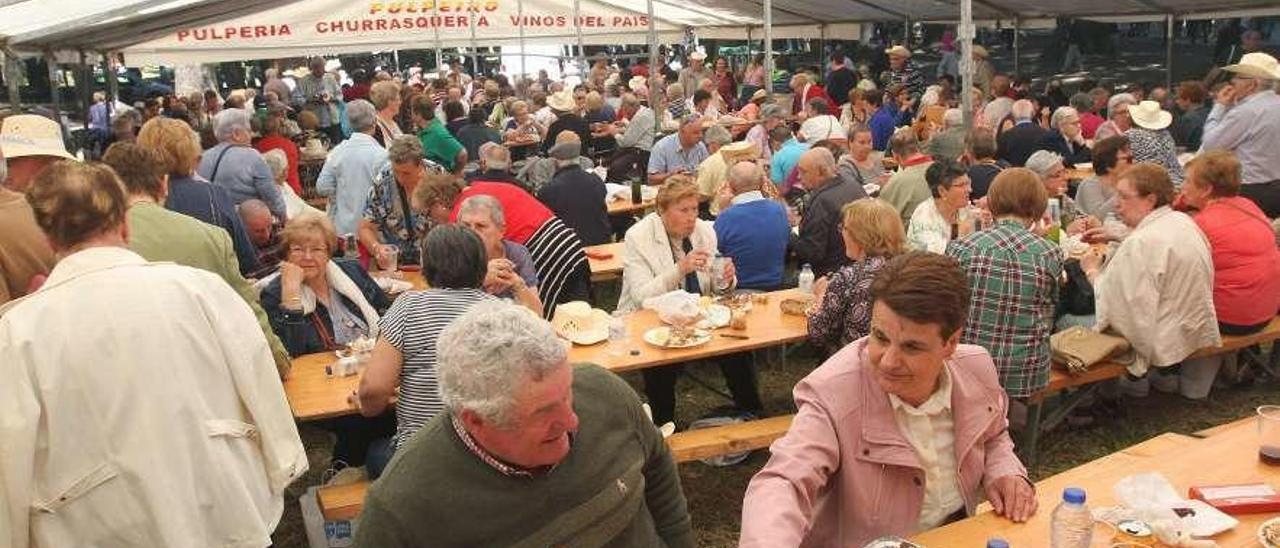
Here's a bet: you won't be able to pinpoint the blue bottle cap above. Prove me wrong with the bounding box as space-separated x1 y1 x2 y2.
986 539 1010 548
1063 486 1087 504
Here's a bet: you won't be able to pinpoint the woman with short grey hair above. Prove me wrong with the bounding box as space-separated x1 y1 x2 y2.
1025 149 1086 232
358 135 446 267
357 224 495 478
197 108 288 220
346 99 378 135
457 194 543 315
1040 105 1092 165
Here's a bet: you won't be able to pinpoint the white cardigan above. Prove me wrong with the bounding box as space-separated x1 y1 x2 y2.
617 212 719 313
0 247 307 548
1095 206 1221 375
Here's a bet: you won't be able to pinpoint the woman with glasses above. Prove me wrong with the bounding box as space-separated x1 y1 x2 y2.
260 213 392 356
1026 150 1089 234
1040 106 1093 164
259 213 395 469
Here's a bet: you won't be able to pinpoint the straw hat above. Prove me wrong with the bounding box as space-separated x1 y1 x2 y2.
972 45 990 59
301 139 328 159
720 140 758 164
547 90 577 112
884 45 912 59
551 301 611 345
1129 100 1172 131
0 115 75 161
628 75 648 92
749 88 768 102
688 50 707 61
1224 52 1280 81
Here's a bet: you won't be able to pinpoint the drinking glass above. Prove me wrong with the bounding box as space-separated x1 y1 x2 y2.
1258 405 1280 465
377 244 400 275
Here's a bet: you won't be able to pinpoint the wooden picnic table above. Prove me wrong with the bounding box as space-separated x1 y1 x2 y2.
607 196 655 216
284 286 811 420
912 418 1273 547
567 288 810 374
585 242 624 282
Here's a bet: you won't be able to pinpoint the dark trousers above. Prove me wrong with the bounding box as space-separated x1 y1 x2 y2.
324 411 396 467
641 353 764 426
606 147 650 184
1240 180 1280 219
322 124 345 146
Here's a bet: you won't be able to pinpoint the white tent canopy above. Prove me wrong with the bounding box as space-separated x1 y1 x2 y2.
0 0 1275 62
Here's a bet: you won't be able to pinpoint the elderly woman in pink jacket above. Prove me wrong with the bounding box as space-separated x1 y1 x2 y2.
740 252 1036 547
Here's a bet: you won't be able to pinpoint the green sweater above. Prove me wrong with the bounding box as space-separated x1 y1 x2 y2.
127 201 291 376
355 364 694 548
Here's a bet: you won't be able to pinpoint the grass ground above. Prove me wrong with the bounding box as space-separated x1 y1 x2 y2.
270 340 1278 547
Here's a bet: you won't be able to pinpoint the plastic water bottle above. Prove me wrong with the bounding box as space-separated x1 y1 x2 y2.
797 264 815 294
607 311 629 357
986 539 1010 548
342 233 359 260
1050 487 1093 548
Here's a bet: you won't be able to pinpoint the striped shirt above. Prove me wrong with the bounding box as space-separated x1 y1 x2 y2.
380 288 492 448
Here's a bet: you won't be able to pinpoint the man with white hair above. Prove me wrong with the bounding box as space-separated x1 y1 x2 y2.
714 161 791 290
316 99 389 236
600 92 655 184
795 147 868 277
997 99 1050 167
1040 106 1092 165
354 300 694 547
925 108 967 162
1200 52 1280 217
196 108 287 220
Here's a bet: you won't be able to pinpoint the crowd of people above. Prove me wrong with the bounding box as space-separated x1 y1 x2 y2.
1 33 1280 547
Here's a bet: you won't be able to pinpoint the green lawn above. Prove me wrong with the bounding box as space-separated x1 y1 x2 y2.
271 349 1278 548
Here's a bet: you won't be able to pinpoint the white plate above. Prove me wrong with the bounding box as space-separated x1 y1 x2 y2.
643 326 712 349
1259 516 1280 548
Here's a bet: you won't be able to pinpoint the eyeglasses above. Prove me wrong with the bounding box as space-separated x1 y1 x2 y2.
288 245 329 257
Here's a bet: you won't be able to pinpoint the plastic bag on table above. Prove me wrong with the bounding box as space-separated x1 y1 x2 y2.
642 290 703 327
1109 472 1237 541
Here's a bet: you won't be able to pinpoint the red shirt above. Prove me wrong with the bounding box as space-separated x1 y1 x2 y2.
255 135 301 195
450 181 553 244
1080 112 1105 140
1194 196 1280 326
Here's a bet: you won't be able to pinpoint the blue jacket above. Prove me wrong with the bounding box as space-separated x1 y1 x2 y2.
714 197 791 290
260 258 392 357
164 174 260 277
869 106 897 151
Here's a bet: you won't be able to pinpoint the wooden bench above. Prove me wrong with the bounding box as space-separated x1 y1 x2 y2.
317 414 799 521
1020 316 1280 468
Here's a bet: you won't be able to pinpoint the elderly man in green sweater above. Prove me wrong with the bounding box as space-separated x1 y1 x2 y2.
356 300 693 547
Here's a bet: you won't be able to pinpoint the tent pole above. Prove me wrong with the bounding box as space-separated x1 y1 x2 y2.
79 50 90 135
959 0 974 130
434 27 443 72
105 53 119 110
44 50 59 125
1165 14 1174 90
574 0 585 79
903 17 911 48
518 0 526 80
645 0 661 150
470 11 479 75
393 50 401 74
764 0 773 98
819 25 827 74
5 50 22 114
1013 16 1020 76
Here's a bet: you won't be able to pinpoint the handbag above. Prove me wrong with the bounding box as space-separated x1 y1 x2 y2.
1058 259 1096 316
1050 326 1133 375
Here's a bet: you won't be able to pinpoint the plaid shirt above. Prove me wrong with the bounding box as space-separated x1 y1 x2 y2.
946 220 1063 398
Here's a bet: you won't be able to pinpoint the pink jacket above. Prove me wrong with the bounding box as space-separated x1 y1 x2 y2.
740 338 1027 547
